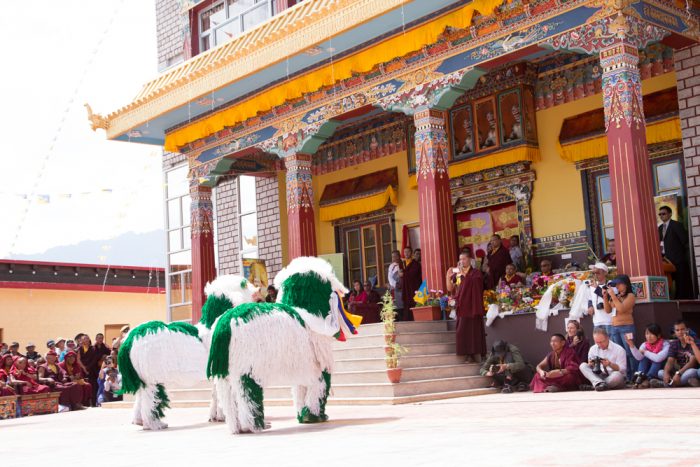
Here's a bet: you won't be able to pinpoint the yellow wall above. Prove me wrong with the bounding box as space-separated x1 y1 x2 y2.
313 151 419 255
531 71 678 238
0 288 166 349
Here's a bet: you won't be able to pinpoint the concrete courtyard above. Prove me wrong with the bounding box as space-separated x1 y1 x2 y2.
4 389 700 465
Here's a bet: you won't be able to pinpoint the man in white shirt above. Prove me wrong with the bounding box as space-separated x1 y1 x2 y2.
387 250 404 311
579 326 627 391
587 262 612 334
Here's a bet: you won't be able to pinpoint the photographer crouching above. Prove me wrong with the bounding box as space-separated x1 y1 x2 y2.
579 326 627 391
480 340 533 393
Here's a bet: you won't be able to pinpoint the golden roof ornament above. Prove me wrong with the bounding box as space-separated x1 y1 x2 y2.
84 103 109 132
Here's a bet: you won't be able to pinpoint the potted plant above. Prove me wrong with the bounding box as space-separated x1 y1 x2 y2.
380 291 397 345
385 342 408 383
411 289 444 321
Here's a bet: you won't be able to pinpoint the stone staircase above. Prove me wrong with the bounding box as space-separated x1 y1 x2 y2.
104 320 495 409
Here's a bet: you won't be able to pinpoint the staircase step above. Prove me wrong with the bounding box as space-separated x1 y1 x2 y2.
358 321 449 334
333 331 456 349
333 364 480 384
335 353 466 371
333 341 457 359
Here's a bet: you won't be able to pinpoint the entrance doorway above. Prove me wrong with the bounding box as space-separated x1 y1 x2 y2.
104 324 128 349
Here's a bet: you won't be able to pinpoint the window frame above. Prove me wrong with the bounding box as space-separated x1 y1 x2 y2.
197 0 275 53
164 165 193 322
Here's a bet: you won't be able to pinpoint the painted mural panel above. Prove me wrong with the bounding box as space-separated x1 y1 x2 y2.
450 104 475 159
455 202 519 260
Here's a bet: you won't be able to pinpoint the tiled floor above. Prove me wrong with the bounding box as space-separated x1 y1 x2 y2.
4 388 700 465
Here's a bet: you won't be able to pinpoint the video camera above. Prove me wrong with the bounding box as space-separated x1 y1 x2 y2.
591 356 604 375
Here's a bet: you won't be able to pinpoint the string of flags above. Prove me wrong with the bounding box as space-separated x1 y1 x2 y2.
1 189 115 204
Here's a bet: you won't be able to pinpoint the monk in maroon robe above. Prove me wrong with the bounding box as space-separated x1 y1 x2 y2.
0 355 16 397
484 235 511 289
38 351 85 410
402 249 422 321
531 334 582 393
60 351 92 406
10 357 50 395
447 251 486 363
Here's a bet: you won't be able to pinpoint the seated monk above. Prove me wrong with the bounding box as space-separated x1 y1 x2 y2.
531 333 582 393
539 259 553 277
0 355 16 396
38 351 86 410
361 280 381 304
10 357 50 395
499 263 525 288
59 351 92 406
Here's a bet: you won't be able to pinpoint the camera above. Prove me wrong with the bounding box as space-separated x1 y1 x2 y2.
596 302 605 310
591 356 604 375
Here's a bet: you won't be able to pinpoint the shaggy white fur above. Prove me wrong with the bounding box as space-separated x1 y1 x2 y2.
217 311 335 434
127 273 256 429
205 274 259 302
274 256 348 297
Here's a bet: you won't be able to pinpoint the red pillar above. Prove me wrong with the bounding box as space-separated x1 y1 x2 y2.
414 108 457 292
286 153 317 259
190 184 216 323
600 40 663 277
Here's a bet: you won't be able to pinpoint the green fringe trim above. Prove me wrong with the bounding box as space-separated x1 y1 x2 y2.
241 373 265 430
280 272 332 317
200 294 234 329
296 371 331 424
166 321 201 340
117 320 200 395
207 303 306 379
152 383 170 420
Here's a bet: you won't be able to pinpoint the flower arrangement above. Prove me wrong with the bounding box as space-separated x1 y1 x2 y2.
530 274 551 296
426 289 447 307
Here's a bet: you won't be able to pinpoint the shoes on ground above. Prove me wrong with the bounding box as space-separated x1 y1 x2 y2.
594 383 609 392
501 384 513 394
579 384 594 391
544 385 560 393
649 379 665 388
516 382 529 392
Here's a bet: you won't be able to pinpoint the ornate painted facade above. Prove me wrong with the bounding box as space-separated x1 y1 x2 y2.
96 0 700 323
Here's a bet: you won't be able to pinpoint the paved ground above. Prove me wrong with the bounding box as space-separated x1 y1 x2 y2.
4 389 700 465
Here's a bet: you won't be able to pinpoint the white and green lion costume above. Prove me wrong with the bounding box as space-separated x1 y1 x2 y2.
117 275 259 430
207 256 357 434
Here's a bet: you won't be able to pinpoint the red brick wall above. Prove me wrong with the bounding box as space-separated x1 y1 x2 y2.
674 44 700 280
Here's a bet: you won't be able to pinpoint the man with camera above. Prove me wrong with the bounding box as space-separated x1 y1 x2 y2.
579 326 627 391
480 340 532 393
586 262 613 336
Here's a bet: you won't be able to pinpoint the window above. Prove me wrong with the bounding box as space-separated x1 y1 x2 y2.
595 174 615 252
199 0 275 52
341 218 394 287
165 166 193 322
239 175 258 259
654 160 682 197
587 156 685 255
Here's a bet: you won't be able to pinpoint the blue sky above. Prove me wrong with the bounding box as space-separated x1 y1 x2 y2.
0 1 164 263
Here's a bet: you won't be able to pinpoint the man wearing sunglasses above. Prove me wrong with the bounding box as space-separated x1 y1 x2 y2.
658 206 692 299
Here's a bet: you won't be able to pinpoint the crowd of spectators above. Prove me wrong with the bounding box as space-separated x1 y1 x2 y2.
480 319 700 394
0 326 129 412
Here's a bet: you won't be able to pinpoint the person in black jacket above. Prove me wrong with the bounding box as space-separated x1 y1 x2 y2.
658 206 693 299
